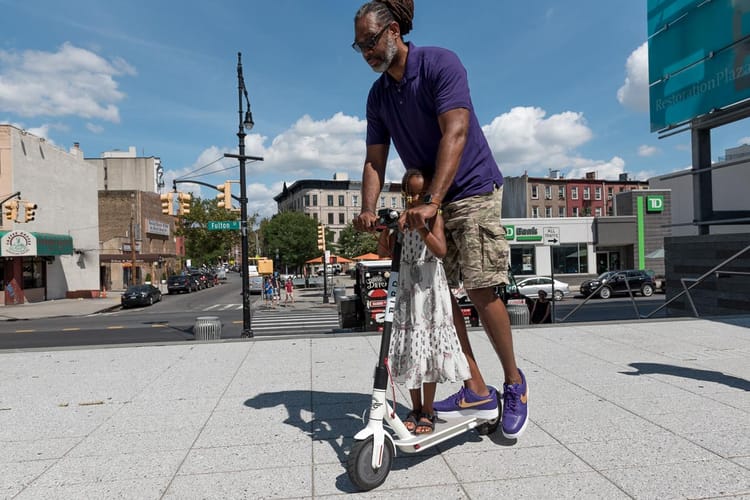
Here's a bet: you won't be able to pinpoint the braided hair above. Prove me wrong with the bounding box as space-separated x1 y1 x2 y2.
355 0 415 36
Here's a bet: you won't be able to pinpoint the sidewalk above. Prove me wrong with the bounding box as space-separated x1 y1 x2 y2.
1 313 748 498
0 296 122 321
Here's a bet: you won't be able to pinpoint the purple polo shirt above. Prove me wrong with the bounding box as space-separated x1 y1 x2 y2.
366 42 503 203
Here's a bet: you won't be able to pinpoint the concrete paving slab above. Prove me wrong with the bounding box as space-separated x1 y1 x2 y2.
1 316 748 498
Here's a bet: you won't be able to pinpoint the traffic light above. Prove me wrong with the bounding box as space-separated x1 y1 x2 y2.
3 199 19 221
160 192 174 215
317 223 326 251
216 182 232 210
178 192 191 216
23 202 37 222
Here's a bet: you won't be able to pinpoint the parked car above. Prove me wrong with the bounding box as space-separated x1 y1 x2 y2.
516 276 571 301
167 275 196 294
121 284 162 308
579 270 655 299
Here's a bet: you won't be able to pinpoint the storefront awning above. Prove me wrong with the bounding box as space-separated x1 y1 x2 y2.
0 231 74 256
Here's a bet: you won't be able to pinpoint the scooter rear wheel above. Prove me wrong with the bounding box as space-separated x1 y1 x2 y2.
477 416 500 435
347 436 394 491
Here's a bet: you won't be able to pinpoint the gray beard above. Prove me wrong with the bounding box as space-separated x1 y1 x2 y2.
372 36 398 73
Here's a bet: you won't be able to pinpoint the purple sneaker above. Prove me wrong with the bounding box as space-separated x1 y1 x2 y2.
433 386 499 420
501 369 528 439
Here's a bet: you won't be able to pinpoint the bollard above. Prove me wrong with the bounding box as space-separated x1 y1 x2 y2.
193 316 222 340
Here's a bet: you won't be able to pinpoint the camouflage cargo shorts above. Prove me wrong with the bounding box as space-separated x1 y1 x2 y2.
442 186 510 289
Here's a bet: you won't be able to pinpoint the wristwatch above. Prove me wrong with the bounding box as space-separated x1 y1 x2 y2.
422 193 440 206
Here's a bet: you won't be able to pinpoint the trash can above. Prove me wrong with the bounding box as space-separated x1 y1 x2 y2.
332 287 347 304
193 316 222 340
338 295 361 329
506 303 530 326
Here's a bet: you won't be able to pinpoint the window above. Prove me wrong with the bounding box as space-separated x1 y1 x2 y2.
379 196 385 208
595 207 602 216
339 213 345 224
312 213 318 221
531 207 539 218
327 213 334 224
572 207 579 217
338 195 345 206
391 196 397 208
558 206 565 217
558 186 565 199
312 195 318 206
531 185 539 199
571 187 579 200
583 187 590 200
607 187 613 199
327 195 334 206
304 195 310 207
545 207 552 217
552 243 588 274
352 194 359 207
544 186 552 200
510 246 536 276
595 186 602 200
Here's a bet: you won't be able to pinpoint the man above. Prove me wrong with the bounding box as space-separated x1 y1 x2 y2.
351 0 528 439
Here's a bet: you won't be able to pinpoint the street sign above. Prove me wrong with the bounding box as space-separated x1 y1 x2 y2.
543 226 560 246
207 220 240 231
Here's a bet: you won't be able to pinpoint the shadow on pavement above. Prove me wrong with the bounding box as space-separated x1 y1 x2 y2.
622 362 750 391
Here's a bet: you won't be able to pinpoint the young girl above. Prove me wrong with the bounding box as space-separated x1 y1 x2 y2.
377 169 470 434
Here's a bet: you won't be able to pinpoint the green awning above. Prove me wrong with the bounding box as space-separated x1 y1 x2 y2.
0 231 74 256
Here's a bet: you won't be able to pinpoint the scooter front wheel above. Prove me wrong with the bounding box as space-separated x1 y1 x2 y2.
346 436 394 491
477 416 500 435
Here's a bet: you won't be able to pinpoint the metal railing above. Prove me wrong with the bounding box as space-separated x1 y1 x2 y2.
643 244 750 319
560 271 645 323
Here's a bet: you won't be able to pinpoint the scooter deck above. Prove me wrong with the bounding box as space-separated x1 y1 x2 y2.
390 415 481 453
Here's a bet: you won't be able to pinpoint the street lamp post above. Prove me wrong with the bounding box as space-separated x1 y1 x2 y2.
224 52 263 339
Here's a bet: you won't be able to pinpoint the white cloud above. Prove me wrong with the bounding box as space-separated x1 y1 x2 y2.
638 144 659 157
0 42 135 122
86 123 104 134
617 42 649 112
566 156 627 180
738 137 750 145
185 106 639 220
482 106 593 175
263 112 366 177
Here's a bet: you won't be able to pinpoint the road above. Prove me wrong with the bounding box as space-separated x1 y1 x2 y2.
0 274 668 350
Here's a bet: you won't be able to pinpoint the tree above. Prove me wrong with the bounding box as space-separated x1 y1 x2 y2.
178 196 257 267
337 223 378 258
260 211 319 273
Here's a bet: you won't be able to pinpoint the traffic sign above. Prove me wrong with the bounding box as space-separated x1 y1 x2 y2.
207 220 240 231
543 226 560 246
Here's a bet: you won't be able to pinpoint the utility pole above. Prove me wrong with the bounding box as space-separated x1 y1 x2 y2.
130 217 137 286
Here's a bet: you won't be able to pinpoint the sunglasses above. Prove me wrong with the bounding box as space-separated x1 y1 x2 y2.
352 24 390 53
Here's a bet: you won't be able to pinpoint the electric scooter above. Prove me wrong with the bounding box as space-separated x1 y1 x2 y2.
346 209 500 491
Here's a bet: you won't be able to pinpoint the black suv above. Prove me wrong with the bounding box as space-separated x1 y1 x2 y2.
580 270 655 299
167 275 196 294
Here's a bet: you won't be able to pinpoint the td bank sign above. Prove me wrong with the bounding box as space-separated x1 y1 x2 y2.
503 225 542 242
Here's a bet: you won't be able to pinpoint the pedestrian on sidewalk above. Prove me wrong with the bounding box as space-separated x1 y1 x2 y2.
284 276 295 305
377 169 470 434
352 0 528 439
527 290 552 324
264 278 275 308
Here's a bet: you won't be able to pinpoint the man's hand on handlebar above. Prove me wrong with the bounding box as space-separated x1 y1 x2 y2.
354 209 379 233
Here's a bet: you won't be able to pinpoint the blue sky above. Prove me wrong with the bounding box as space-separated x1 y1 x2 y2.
1 0 748 220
